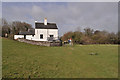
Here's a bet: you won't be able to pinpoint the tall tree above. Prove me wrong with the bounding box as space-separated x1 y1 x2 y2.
2 19 11 37
84 28 94 37
11 21 32 34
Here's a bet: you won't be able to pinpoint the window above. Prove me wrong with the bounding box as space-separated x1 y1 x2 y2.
50 35 54 37
40 34 43 39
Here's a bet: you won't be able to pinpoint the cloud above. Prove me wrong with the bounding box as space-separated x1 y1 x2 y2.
2 2 118 36
2 0 119 2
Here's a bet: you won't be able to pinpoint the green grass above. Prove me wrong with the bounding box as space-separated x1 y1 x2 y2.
2 38 118 78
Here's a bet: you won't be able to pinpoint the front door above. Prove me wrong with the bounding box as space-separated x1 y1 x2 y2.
24 35 26 39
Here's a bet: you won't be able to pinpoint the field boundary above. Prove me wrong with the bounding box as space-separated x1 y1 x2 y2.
17 38 62 46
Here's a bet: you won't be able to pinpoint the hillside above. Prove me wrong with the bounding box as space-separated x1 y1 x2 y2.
2 38 118 78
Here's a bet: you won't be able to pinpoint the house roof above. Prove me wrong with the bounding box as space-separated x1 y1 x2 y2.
35 23 58 29
19 29 35 35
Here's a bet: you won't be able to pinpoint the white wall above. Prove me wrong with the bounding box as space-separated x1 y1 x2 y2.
14 35 24 39
33 29 58 41
48 29 58 39
14 29 58 41
34 29 48 41
26 35 34 40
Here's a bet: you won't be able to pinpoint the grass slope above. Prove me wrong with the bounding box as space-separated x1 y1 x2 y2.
2 38 118 78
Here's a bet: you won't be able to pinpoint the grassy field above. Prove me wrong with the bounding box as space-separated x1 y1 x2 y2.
2 38 118 78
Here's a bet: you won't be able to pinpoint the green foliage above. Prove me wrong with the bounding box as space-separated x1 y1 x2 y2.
8 34 14 40
84 28 94 37
2 18 32 38
11 21 32 34
2 38 118 78
61 29 119 44
72 31 83 44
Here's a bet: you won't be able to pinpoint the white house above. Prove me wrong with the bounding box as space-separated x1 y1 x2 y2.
14 18 59 41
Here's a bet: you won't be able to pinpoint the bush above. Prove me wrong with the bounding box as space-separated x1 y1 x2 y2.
8 34 14 40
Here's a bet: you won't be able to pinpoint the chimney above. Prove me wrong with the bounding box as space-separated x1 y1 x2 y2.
35 21 37 23
44 18 47 25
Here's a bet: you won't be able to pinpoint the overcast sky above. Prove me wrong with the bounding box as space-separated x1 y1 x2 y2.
2 2 118 36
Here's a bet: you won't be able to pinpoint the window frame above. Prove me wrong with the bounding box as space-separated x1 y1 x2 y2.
40 34 43 39
50 35 54 37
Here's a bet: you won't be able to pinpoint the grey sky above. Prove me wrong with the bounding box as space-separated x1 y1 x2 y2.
2 2 118 36
2 0 119 2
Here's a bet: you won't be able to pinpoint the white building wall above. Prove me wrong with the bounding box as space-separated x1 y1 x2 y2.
26 35 34 40
48 29 58 39
32 29 58 41
33 29 48 41
14 29 58 41
14 35 24 39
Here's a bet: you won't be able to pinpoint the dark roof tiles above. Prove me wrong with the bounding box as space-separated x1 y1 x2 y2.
35 23 58 29
19 29 35 35
19 22 58 35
